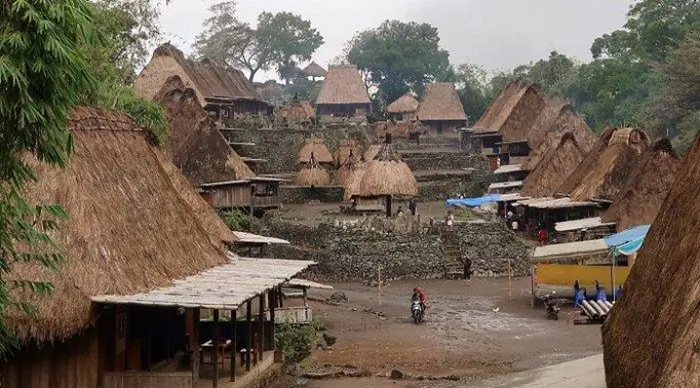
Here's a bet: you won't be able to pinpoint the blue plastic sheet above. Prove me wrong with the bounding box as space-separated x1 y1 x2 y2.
446 194 501 207
604 225 651 247
614 235 646 256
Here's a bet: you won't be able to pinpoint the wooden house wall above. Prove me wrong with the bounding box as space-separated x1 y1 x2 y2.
424 121 464 138
210 185 253 209
317 103 370 117
2 331 99 388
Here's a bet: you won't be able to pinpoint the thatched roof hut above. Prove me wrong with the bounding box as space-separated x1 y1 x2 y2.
336 148 359 187
521 132 588 198
601 134 700 388
154 76 255 186
134 43 265 107
316 65 371 105
364 144 382 162
601 139 682 232
526 99 598 151
8 107 236 344
343 161 368 201
472 79 546 144
415 83 467 122
558 127 650 201
387 93 419 114
334 139 361 167
359 135 418 215
302 61 327 78
277 100 315 124
372 120 422 141
298 138 334 164
295 165 332 187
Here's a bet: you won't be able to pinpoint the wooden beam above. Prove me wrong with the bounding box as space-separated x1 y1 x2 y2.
213 309 220 387
191 308 200 388
258 293 264 361
268 292 276 351
246 300 252 371
230 310 237 382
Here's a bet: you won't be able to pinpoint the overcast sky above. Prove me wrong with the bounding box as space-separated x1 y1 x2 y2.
160 0 632 82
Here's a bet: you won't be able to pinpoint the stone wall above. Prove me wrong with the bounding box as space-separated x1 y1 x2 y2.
419 180 483 202
279 185 344 204
402 152 491 172
257 218 531 281
225 126 371 175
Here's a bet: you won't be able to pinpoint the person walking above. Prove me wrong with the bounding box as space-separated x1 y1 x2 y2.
409 198 417 216
463 258 473 280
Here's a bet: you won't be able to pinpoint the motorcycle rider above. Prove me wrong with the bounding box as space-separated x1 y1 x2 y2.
412 287 426 314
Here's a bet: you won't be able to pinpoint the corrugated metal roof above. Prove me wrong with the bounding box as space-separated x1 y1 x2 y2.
533 239 608 260
528 198 599 209
555 217 616 232
494 164 525 175
232 231 289 245
488 181 524 190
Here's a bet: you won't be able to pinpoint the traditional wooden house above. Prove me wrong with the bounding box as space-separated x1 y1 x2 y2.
154 76 282 213
295 156 332 187
315 65 371 122
601 138 682 232
276 100 315 127
415 83 467 137
601 134 700 388
1 107 313 388
301 61 327 81
467 80 545 161
134 43 269 121
386 93 419 121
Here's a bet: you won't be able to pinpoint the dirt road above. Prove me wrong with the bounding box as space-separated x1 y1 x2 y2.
272 278 602 387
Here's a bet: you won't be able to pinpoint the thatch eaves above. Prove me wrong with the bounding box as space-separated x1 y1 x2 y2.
9 107 234 344
302 61 328 78
601 139 682 232
520 132 588 198
155 76 255 186
359 136 418 197
277 100 315 122
602 134 700 388
135 43 264 105
472 79 546 144
316 65 371 105
295 166 331 187
559 127 650 201
415 83 467 122
387 93 419 114
333 139 361 167
298 138 334 164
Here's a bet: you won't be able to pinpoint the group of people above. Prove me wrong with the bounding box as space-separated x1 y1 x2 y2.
395 198 418 217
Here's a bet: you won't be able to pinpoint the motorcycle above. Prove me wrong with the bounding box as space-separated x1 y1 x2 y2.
542 292 560 320
411 299 424 324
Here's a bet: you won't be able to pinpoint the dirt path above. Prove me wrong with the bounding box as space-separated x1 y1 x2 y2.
272 278 602 387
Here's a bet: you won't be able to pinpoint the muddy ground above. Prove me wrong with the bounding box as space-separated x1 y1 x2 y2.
270 278 602 388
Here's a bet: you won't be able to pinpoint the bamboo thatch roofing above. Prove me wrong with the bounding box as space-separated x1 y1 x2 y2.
316 65 371 105
363 144 381 162
471 79 546 144
601 139 682 232
359 135 418 197
343 161 368 201
333 139 361 167
372 120 422 141
558 127 650 201
386 93 419 114
8 107 236 344
295 166 331 186
526 99 598 151
335 149 359 186
134 43 264 104
155 76 255 186
298 138 334 164
415 83 467 121
520 132 588 198
601 134 700 388
277 100 315 122
302 61 327 78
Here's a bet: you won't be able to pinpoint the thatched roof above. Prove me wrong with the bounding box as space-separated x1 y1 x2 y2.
601 139 682 232
415 83 467 122
471 80 546 144
558 127 650 201
359 135 418 197
316 65 371 105
336 149 359 187
333 139 361 167
526 99 598 151
298 138 334 164
343 161 368 201
372 120 422 141
364 145 381 162
302 61 327 78
155 76 255 186
520 132 588 198
277 100 315 122
295 166 331 187
601 135 700 388
134 43 264 104
387 93 419 114
9 107 235 344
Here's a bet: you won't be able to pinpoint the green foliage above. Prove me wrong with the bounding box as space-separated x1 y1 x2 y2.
0 0 99 355
453 63 491 123
195 2 323 82
274 319 321 365
220 210 260 232
345 20 452 104
100 86 169 144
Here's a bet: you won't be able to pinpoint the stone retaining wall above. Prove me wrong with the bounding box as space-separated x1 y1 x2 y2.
279 186 344 204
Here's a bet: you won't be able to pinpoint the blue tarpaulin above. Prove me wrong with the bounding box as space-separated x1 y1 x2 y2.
614 235 646 256
604 225 651 248
446 194 501 207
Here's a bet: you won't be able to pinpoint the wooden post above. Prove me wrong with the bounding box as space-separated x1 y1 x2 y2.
386 195 392 218
508 259 513 301
246 300 252 371
303 288 308 308
258 293 264 361
278 287 284 308
230 310 236 382
269 292 276 350
378 265 382 306
146 309 152 371
213 309 220 387
192 308 200 388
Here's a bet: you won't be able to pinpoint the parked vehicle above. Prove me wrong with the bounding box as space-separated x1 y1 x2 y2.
543 292 561 320
411 299 424 324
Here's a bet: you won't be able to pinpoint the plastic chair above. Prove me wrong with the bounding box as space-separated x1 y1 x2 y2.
573 289 585 307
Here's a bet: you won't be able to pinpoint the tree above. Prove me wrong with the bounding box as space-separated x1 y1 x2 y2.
0 0 99 355
195 2 323 82
527 51 576 93
453 63 491 123
344 20 452 104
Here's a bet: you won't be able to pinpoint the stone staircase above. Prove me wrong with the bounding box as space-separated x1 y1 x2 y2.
441 229 463 279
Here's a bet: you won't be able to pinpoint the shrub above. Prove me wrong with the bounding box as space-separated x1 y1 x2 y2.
274 319 322 365
220 210 260 232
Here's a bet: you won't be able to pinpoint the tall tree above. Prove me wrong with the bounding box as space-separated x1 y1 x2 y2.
195 2 323 82
344 20 452 104
453 63 491 123
0 0 99 355
527 51 576 93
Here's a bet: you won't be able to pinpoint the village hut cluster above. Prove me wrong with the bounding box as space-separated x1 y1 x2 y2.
453 78 684 309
